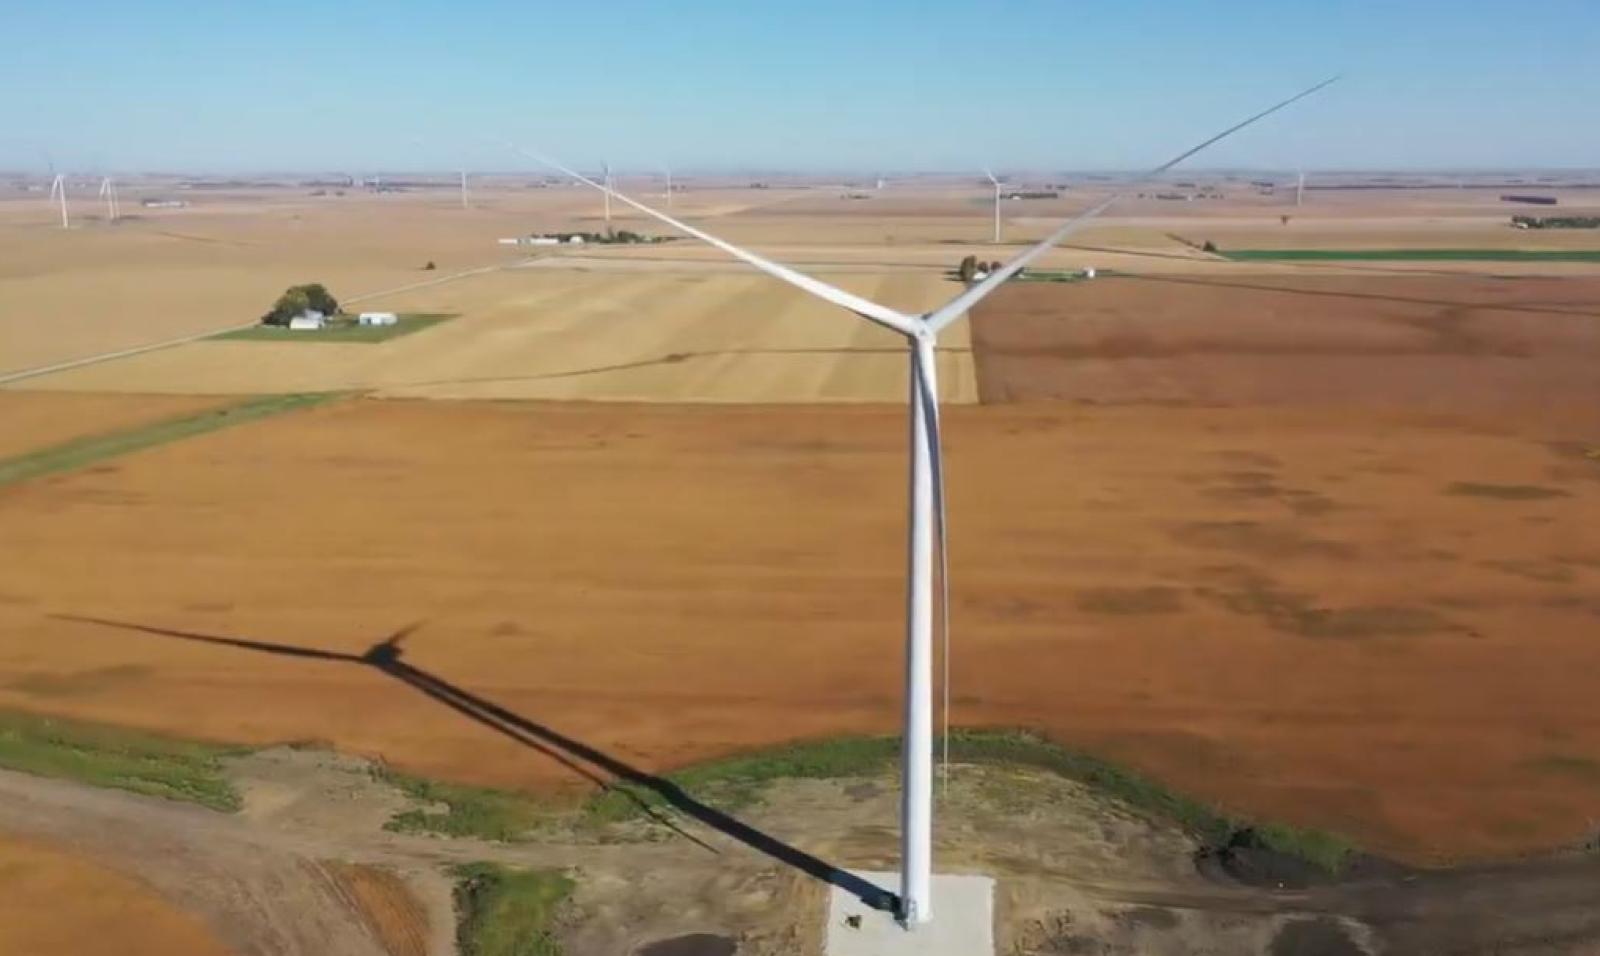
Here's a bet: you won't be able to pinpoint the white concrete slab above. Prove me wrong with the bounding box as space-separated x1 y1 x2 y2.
825 871 994 956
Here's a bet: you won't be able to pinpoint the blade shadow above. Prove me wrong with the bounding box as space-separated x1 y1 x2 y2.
57 614 898 913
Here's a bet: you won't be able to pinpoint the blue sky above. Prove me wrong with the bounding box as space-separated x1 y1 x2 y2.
2 0 1597 174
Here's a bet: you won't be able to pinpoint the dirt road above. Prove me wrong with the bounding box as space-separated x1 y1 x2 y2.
4 747 1600 956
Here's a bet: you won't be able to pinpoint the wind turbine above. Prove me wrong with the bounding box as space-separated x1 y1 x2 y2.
460 170 470 209
664 165 673 208
510 76 1335 929
49 173 69 229
98 176 120 222
1296 167 1306 206
984 168 1002 243
602 161 613 228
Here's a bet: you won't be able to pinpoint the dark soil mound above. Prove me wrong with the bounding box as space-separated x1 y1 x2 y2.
636 932 738 956
1196 828 1405 890
1270 917 1366 956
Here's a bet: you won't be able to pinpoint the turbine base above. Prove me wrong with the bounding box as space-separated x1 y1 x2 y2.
825 871 993 956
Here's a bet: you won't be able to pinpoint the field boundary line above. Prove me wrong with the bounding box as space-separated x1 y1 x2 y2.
0 392 342 488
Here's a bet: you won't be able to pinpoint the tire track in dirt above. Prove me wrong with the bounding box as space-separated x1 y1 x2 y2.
0 768 400 956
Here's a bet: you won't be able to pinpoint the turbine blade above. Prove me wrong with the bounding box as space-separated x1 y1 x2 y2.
926 76 1339 333
507 144 920 338
911 344 952 791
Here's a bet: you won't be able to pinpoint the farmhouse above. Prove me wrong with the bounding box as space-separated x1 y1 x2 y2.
287 311 326 331
357 312 398 326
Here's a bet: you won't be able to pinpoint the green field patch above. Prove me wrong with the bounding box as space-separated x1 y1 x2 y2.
453 863 574 956
214 313 455 343
1221 248 1600 263
0 392 339 488
0 710 243 811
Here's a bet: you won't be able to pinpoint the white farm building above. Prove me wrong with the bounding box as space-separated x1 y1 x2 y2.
358 312 399 326
288 311 326 331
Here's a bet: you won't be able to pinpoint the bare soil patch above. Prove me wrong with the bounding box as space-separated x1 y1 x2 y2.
326 862 432 956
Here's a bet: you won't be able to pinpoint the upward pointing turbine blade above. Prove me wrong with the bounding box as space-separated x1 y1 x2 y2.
509 144 921 337
926 75 1340 333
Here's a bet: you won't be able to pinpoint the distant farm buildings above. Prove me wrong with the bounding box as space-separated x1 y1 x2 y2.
499 234 585 246
287 311 327 331
357 312 398 326
496 231 671 247
141 198 189 208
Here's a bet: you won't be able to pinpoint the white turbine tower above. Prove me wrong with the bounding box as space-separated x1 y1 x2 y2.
48 174 70 229
602 161 613 228
460 170 470 209
98 176 120 222
664 165 673 208
1296 167 1306 206
512 76 1335 930
984 168 1002 244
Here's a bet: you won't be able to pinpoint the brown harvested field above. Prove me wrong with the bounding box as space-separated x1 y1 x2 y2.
971 273 1600 420
0 391 231 459
2 396 1599 863
23 268 978 404
0 833 234 956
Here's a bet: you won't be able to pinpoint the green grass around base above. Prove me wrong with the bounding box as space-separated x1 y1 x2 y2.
0 392 340 488
377 768 565 841
674 729 1353 872
0 711 243 811
453 863 574 956
0 705 1350 875
214 313 454 342
407 729 1351 875
1221 248 1600 263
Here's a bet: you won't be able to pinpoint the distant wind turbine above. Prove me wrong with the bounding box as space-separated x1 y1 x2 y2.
984 169 1002 243
1296 168 1306 206
99 176 120 222
508 75 1336 930
602 161 613 227
49 173 69 229
664 165 673 208
460 170 470 209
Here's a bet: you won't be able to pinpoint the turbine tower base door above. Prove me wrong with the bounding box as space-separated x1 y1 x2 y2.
825 871 994 955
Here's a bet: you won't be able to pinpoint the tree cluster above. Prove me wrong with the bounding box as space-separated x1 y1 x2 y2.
261 283 340 326
956 255 1006 282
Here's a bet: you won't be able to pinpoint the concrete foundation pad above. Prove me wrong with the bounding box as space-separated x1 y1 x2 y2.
825 871 994 956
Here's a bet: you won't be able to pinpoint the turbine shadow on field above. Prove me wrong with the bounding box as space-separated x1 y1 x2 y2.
57 614 898 913
394 345 972 389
